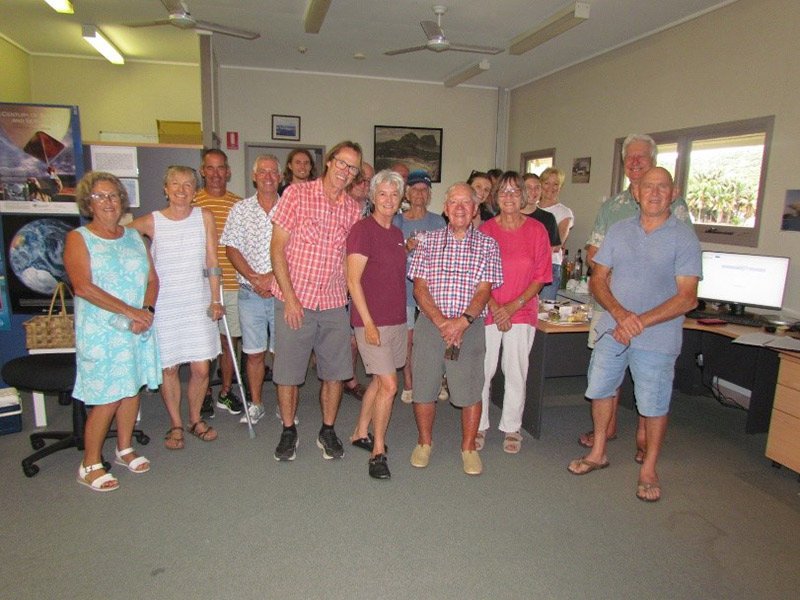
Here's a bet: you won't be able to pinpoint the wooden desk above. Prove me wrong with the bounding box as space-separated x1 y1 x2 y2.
765 352 800 473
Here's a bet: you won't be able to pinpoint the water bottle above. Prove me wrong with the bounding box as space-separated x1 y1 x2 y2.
109 313 151 341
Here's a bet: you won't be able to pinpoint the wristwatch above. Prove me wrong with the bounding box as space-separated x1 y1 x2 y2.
143 305 155 314
461 312 474 324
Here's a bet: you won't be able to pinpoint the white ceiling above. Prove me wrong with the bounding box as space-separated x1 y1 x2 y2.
4 0 735 89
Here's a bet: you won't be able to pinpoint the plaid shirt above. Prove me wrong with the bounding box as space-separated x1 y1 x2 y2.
270 179 360 310
407 225 503 319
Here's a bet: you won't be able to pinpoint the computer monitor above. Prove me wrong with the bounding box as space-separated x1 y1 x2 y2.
697 251 790 315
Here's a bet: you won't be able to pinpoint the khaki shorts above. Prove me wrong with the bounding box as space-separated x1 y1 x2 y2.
218 290 241 337
354 324 407 375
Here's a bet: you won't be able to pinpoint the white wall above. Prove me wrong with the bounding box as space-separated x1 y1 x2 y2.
218 68 499 211
508 0 800 315
0 37 31 103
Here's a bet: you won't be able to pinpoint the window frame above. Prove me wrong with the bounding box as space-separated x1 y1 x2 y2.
520 147 556 175
611 116 775 247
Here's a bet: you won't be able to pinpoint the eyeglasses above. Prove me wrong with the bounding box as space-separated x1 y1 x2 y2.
497 188 522 198
332 157 360 176
90 192 121 204
595 328 631 356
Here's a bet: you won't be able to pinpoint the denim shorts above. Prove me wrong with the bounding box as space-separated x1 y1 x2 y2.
237 287 275 354
585 334 678 417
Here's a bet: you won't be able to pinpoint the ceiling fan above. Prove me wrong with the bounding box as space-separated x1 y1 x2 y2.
385 5 502 57
126 0 260 40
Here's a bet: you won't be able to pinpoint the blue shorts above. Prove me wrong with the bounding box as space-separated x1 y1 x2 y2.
238 287 275 354
584 335 677 417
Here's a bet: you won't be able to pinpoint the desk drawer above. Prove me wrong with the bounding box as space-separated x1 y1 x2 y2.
766 410 800 473
777 355 800 392
774 384 800 419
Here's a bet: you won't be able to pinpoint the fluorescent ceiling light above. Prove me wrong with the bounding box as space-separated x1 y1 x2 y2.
82 25 125 65
305 0 331 34
44 0 74 14
509 2 591 55
444 60 490 88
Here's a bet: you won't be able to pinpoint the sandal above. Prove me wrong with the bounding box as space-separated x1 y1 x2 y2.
475 430 486 451
77 462 119 492
114 447 151 473
503 431 522 454
189 420 218 442
164 426 185 450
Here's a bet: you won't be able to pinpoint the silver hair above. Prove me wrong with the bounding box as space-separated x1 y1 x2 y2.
252 153 281 173
446 181 478 204
621 133 658 162
370 169 405 200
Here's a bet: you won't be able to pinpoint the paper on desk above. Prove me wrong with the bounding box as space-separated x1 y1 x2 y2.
765 336 800 352
732 331 800 351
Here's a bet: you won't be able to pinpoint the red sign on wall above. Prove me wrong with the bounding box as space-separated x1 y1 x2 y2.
226 131 239 150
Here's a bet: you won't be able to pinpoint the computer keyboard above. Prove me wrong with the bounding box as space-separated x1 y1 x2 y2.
686 310 765 328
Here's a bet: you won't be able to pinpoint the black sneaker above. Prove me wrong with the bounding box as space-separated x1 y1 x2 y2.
274 428 298 462
368 454 391 480
216 389 243 415
316 427 344 460
201 389 215 419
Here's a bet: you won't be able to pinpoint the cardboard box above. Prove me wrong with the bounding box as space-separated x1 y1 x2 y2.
0 387 22 435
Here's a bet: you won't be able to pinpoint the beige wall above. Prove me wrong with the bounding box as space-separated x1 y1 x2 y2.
508 0 800 315
218 68 499 210
29 56 201 141
0 37 31 102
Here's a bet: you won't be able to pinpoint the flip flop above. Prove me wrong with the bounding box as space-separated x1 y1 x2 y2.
636 481 661 502
568 457 610 475
578 430 617 448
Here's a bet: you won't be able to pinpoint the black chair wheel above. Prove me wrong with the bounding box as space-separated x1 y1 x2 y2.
31 438 45 450
136 433 150 445
23 463 39 478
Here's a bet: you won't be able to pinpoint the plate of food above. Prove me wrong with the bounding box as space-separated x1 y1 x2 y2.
539 307 589 325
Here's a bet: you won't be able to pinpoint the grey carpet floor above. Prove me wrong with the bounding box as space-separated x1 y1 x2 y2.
1 369 798 600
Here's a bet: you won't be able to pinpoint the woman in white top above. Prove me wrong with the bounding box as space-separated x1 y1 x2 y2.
537 167 574 300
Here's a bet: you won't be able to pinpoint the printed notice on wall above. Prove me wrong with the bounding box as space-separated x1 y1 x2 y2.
90 145 139 177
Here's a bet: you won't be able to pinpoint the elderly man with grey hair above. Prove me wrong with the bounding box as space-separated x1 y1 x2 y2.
407 182 503 476
579 133 693 460
220 153 281 426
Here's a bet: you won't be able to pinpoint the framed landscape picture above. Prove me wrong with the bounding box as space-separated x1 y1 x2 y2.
374 126 443 182
272 115 301 141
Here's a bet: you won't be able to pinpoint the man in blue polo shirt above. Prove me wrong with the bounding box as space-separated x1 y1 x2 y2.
568 167 701 503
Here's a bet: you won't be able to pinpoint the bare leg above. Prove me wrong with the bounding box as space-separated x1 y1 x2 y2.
413 402 436 446
277 384 298 426
345 334 360 389
580 387 621 446
114 394 140 451
402 330 414 391
635 414 647 462
187 360 211 424
461 402 481 451
637 415 668 501
161 365 183 428
371 374 397 456
569 397 613 473
218 335 236 394
352 376 380 440
82 401 120 486
246 351 266 406
320 380 343 426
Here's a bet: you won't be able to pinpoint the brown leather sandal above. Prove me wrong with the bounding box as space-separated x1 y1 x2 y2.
188 420 217 442
164 426 185 450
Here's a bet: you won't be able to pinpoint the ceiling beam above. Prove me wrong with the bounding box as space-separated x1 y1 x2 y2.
304 0 331 34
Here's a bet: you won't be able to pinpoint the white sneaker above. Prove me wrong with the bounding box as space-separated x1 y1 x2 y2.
401 389 413 404
239 402 266 424
274 408 299 425
437 382 449 402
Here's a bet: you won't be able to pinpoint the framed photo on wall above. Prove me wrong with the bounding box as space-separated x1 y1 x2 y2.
374 125 443 182
272 115 301 141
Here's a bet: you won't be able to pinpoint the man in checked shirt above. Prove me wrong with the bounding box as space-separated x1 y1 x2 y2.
407 182 503 476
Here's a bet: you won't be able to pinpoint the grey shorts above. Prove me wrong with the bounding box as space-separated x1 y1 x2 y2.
354 323 407 375
411 313 485 408
273 300 353 385
218 290 241 337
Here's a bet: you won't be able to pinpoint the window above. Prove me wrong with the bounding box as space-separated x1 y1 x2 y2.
612 116 774 247
520 148 555 176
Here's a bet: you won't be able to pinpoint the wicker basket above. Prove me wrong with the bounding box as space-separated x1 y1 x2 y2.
22 283 75 350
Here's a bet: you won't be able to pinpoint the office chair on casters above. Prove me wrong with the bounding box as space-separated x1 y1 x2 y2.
1 353 150 478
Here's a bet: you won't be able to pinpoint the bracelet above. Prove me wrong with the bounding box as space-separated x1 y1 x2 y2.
143 305 155 314
203 267 223 277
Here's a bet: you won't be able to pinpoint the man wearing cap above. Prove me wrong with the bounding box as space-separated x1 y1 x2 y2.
392 170 446 405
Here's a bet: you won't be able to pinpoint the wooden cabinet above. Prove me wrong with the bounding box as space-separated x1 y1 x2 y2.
766 352 800 473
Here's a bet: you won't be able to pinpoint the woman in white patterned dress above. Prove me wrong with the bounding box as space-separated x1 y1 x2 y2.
130 166 223 448
65 172 161 491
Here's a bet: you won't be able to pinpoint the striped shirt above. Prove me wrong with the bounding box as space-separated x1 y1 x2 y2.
407 225 503 319
193 188 241 291
270 179 360 310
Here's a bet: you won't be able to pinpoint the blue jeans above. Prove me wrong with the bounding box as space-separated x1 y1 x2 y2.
539 263 561 301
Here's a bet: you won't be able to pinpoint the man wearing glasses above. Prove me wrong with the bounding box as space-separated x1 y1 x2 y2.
407 182 503 476
568 167 701 503
270 141 363 462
